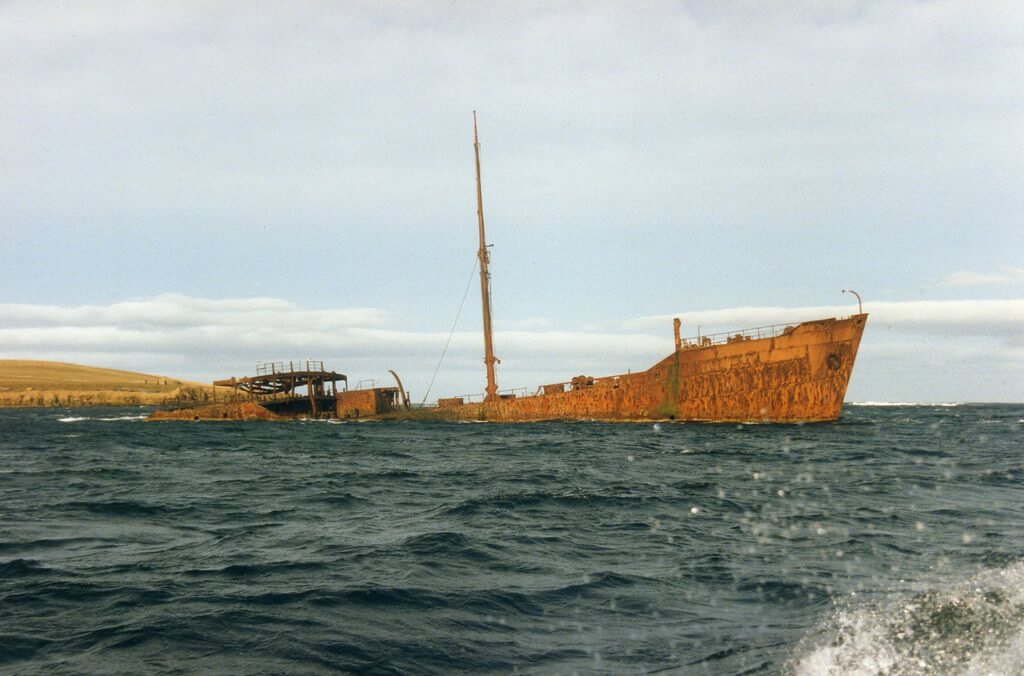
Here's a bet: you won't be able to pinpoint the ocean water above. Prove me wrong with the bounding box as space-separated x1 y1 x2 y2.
1 404 1022 674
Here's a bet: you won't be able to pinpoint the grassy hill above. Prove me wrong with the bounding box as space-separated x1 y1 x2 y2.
0 360 231 408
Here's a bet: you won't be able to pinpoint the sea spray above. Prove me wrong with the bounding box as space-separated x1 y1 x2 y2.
792 561 1024 674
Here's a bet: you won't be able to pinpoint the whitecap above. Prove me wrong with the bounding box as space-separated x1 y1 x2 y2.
848 402 960 407
97 415 148 421
58 416 89 422
791 560 1024 674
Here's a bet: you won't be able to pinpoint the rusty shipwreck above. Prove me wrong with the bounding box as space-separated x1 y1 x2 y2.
414 113 867 423
149 114 866 423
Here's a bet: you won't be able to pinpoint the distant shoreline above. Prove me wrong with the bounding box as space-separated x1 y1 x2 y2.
0 359 230 409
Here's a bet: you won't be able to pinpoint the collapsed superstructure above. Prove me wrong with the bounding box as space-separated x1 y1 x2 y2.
148 360 405 421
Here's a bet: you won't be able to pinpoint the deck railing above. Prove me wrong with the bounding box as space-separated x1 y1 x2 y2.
679 322 795 349
256 359 325 375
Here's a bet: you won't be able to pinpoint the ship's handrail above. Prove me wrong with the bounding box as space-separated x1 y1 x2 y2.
256 361 286 375
680 322 797 348
256 359 326 376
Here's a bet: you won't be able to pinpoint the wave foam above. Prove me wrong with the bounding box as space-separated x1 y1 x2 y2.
848 402 960 407
57 415 147 422
792 561 1024 674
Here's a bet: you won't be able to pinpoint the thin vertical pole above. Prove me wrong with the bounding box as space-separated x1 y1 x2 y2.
474 112 498 402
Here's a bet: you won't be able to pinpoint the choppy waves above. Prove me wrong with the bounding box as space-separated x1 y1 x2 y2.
2 403 1023 673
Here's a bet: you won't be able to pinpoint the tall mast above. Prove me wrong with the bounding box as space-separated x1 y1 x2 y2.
474 111 499 403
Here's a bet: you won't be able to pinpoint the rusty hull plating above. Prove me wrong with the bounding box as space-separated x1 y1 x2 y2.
149 312 866 424
429 313 867 423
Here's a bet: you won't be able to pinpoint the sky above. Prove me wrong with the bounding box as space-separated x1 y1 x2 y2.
1 1 1022 403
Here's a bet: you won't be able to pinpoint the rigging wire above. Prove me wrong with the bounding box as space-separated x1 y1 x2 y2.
420 258 479 406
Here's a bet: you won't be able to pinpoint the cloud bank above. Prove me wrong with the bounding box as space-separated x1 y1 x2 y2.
1 295 1021 402
939 267 1024 288
626 300 1024 339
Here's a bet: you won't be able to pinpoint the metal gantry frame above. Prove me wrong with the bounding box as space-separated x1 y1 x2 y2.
214 361 348 417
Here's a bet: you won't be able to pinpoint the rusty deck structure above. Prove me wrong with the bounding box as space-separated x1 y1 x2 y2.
416 313 866 423
149 360 404 421
148 113 866 424
215 360 346 417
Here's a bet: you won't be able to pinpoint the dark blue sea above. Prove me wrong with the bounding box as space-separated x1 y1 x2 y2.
2 404 1023 674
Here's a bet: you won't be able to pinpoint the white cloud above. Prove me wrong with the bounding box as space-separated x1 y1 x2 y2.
0 294 665 361
502 317 554 330
1 294 1022 402
623 299 1024 339
939 267 1024 288
0 293 389 330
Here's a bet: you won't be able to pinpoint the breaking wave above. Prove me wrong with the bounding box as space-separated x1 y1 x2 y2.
57 415 147 423
847 402 960 407
792 561 1024 674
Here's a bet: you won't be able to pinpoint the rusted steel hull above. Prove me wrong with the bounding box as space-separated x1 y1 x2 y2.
412 313 867 423
336 387 401 418
147 387 401 421
148 314 865 424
